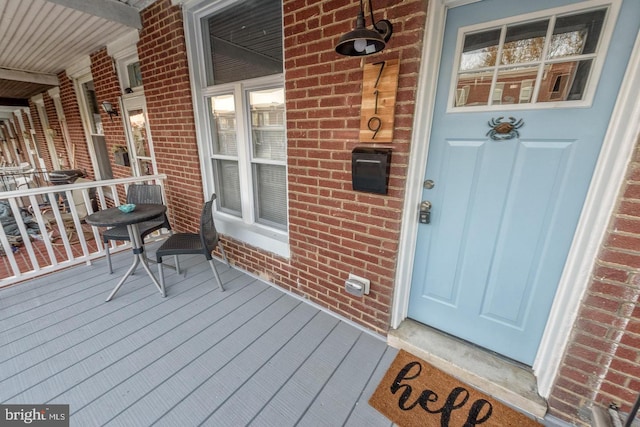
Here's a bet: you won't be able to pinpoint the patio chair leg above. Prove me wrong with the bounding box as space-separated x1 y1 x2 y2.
208 259 224 292
158 262 166 297
105 241 113 274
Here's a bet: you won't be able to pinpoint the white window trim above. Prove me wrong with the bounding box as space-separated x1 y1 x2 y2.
122 95 158 177
183 0 289 258
108 30 143 96
74 73 108 179
446 0 620 113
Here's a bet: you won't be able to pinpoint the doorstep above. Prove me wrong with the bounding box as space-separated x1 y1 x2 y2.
388 319 547 420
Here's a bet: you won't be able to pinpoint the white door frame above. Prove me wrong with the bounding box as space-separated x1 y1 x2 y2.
392 0 640 398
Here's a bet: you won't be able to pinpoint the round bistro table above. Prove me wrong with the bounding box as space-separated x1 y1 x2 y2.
86 204 167 301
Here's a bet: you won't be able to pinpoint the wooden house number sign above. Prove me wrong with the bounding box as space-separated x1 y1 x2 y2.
359 59 400 143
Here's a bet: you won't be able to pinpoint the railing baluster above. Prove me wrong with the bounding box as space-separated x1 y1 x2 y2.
0 174 168 286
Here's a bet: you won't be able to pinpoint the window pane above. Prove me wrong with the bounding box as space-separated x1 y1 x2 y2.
138 159 153 176
460 29 500 71
548 9 606 59
537 60 592 102
82 81 102 134
254 164 287 227
203 0 283 85
128 109 150 157
249 88 285 161
209 94 238 156
495 66 538 104
456 71 490 106
127 62 143 88
453 6 608 109
501 20 548 65
213 159 241 215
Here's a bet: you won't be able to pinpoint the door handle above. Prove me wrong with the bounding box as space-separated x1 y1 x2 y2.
419 201 431 224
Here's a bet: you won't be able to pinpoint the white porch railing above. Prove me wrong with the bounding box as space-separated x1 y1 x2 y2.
0 174 169 287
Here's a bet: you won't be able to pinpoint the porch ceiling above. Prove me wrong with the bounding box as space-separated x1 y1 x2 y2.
0 0 154 119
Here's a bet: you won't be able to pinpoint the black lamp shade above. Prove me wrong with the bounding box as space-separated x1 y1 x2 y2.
335 28 386 56
335 8 392 57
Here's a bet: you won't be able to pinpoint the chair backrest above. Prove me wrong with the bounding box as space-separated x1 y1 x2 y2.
199 194 220 255
127 184 163 205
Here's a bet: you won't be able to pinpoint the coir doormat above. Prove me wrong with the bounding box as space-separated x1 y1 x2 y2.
369 350 542 426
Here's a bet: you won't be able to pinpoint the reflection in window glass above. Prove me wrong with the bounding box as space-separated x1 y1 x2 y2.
209 94 238 156
127 62 143 88
249 88 285 161
549 9 605 58
128 109 149 157
460 29 500 71
538 60 592 102
501 20 548 65
139 159 153 176
495 66 538 105
453 7 608 108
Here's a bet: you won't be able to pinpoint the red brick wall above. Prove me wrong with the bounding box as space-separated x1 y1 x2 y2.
137 0 426 334
138 0 203 232
57 71 95 178
91 48 130 179
279 0 426 332
548 138 640 425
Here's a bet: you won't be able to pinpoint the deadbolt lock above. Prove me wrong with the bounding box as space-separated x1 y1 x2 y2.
419 201 431 224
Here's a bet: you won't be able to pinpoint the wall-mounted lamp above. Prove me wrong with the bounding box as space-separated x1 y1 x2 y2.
101 101 119 121
335 0 393 56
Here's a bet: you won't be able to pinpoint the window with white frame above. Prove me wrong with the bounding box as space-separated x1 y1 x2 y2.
187 0 288 255
451 6 610 110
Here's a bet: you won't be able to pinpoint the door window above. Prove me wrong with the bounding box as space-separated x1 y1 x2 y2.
452 7 608 109
126 107 156 176
78 78 113 179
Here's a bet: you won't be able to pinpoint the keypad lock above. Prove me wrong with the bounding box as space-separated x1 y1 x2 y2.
419 201 432 224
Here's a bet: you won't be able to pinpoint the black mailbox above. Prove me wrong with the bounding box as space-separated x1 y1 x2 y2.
351 148 392 194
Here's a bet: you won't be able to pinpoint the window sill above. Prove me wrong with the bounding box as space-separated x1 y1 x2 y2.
214 213 290 259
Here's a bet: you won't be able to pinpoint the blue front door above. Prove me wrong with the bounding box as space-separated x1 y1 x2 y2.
408 0 639 365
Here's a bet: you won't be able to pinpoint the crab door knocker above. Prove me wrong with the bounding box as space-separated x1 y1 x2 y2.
486 116 524 141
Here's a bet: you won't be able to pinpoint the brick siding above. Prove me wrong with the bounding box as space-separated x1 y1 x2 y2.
136 0 427 334
138 0 204 232
548 138 640 425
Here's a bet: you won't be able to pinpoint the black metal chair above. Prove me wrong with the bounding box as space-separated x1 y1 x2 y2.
103 184 172 273
155 194 228 296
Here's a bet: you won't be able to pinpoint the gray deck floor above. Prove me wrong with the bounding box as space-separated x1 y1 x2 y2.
0 243 396 426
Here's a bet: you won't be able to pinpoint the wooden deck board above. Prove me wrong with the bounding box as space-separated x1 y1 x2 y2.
1 244 395 426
